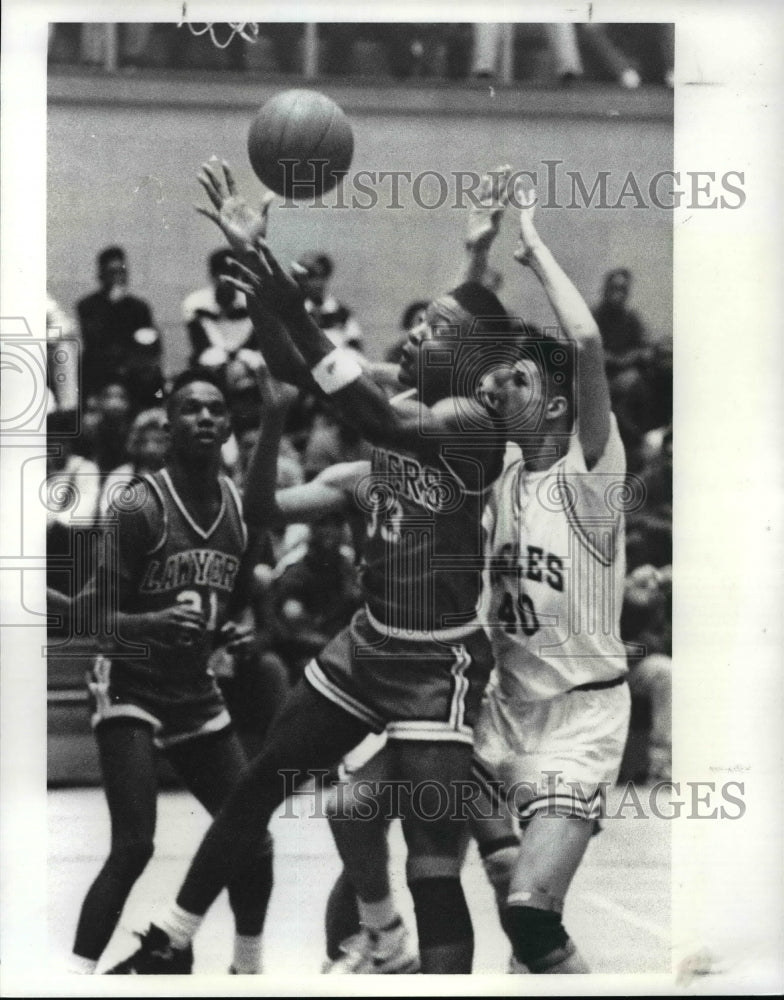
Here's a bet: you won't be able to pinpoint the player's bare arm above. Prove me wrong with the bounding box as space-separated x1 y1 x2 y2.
196 161 312 389
198 160 504 463
241 366 363 531
47 563 206 655
459 164 511 285
513 178 612 468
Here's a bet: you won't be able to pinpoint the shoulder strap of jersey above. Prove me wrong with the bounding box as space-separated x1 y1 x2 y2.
222 474 249 551
142 472 168 555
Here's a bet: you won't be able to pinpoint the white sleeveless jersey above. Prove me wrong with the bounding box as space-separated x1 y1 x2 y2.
483 416 629 702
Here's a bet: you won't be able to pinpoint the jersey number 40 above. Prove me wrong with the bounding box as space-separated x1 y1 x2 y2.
498 590 540 637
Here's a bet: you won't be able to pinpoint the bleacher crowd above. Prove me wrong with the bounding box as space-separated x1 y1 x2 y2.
49 22 674 89
46 237 672 783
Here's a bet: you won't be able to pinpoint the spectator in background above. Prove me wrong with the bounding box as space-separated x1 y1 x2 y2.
86 381 134 478
471 24 644 88
301 403 369 481
268 512 362 684
182 248 261 373
583 23 674 89
293 251 364 354
626 426 673 571
76 246 163 411
97 408 169 517
593 268 648 368
471 23 503 78
592 268 654 468
621 563 672 781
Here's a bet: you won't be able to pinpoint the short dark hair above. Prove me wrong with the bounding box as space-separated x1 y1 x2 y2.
448 281 508 324
400 300 430 332
166 368 227 415
97 245 126 269
513 329 577 425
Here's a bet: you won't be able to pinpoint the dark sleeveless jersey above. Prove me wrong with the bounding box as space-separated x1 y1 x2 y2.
359 443 491 635
111 468 247 692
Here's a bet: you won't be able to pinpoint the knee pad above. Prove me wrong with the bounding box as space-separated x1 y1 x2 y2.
408 877 472 948
504 904 572 970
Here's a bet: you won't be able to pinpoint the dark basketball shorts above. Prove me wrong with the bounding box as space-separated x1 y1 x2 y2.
304 607 494 745
87 653 231 749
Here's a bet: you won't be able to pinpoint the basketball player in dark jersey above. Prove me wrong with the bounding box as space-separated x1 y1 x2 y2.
54 371 273 975
108 163 511 974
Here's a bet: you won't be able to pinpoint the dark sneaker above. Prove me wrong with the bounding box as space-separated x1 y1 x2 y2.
104 925 193 974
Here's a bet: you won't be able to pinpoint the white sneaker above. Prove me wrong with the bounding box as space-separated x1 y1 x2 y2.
323 923 420 974
508 954 530 974
619 67 641 89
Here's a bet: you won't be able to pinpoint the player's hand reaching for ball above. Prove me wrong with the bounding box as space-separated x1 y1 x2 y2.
465 165 511 251
512 176 543 265
221 243 306 320
196 160 274 253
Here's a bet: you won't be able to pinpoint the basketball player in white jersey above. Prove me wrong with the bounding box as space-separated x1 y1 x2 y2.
315 175 634 975
471 179 632 973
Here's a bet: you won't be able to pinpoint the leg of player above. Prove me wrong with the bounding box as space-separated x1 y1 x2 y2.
324 868 360 964
165 727 273 975
106 679 372 972
503 811 594 973
70 719 158 973
323 743 419 974
393 740 475 974
468 759 521 942
628 653 672 781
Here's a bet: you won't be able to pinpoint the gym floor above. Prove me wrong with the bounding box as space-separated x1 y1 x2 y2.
46 781 671 979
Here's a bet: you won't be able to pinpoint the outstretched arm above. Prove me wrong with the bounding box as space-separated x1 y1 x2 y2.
195 162 312 389
240 367 297 530
242 368 366 530
513 179 612 468
195 161 438 448
458 165 510 287
196 160 502 456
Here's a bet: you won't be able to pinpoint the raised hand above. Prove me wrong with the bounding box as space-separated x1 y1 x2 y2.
221 244 305 319
466 164 511 251
512 176 542 265
196 160 274 253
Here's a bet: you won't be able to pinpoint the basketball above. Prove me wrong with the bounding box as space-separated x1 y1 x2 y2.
247 89 354 199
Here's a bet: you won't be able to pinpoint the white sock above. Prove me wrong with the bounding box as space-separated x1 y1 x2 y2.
357 895 400 932
156 902 203 950
68 954 97 975
232 933 263 973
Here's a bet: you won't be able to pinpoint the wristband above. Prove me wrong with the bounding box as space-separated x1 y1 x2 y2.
310 347 363 395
